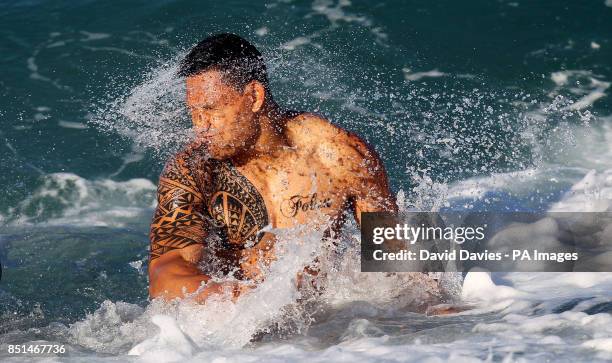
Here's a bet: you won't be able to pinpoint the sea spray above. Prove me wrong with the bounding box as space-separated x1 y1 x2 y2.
67 219 328 355
89 34 596 190
90 55 193 161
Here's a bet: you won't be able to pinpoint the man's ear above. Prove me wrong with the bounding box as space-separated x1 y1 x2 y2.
247 81 266 113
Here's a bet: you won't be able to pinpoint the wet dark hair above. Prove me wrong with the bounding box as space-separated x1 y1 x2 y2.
178 33 269 93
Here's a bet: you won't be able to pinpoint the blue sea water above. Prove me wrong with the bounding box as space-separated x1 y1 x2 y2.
1 0 612 361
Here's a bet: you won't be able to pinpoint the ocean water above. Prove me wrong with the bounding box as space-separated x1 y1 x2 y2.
1 0 612 361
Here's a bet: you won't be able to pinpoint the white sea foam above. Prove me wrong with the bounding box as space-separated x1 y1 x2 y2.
58 120 88 129
549 169 612 212
79 31 111 42
255 26 269 36
462 271 524 305
282 36 312 51
583 338 612 352
447 168 540 200
310 0 388 43
402 68 447 82
26 37 74 91
52 270 612 362
279 0 387 52
549 70 610 110
66 222 329 355
5 173 156 227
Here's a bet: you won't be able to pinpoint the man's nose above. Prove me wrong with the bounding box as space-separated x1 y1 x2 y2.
192 110 211 130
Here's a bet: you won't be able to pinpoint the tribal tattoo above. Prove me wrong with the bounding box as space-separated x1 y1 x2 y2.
150 149 269 260
208 160 269 249
149 150 209 260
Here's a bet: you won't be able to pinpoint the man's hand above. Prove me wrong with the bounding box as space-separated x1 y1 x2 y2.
192 280 256 304
238 233 277 282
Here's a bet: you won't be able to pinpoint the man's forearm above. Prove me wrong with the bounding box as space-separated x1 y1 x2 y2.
149 250 252 303
149 255 209 299
151 271 248 303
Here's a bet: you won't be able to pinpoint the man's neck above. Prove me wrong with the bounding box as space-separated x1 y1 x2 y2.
231 103 289 166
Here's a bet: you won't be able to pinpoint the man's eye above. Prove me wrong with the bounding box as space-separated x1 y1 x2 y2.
190 106 215 111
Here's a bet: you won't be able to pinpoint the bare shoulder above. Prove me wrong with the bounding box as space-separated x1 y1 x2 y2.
161 143 212 192
285 112 343 142
285 113 383 176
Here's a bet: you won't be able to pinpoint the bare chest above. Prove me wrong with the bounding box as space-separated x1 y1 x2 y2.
205 158 350 235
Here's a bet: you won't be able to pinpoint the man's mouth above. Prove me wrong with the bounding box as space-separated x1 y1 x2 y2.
194 129 219 139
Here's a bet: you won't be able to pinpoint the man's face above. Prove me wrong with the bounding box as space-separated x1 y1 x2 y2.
185 70 259 159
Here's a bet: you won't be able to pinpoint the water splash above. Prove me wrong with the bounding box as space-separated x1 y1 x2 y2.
90 55 193 161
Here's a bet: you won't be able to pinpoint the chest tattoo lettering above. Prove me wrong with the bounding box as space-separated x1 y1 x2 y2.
280 192 332 217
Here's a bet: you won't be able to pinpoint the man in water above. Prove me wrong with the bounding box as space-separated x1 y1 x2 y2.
148 33 435 304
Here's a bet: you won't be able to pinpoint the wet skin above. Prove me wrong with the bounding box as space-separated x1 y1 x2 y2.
148 70 397 303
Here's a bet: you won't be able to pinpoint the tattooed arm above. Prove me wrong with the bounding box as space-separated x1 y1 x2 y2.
148 151 244 303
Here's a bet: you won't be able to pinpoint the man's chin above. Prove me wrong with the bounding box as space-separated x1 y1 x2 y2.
206 147 235 160
190 139 229 159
